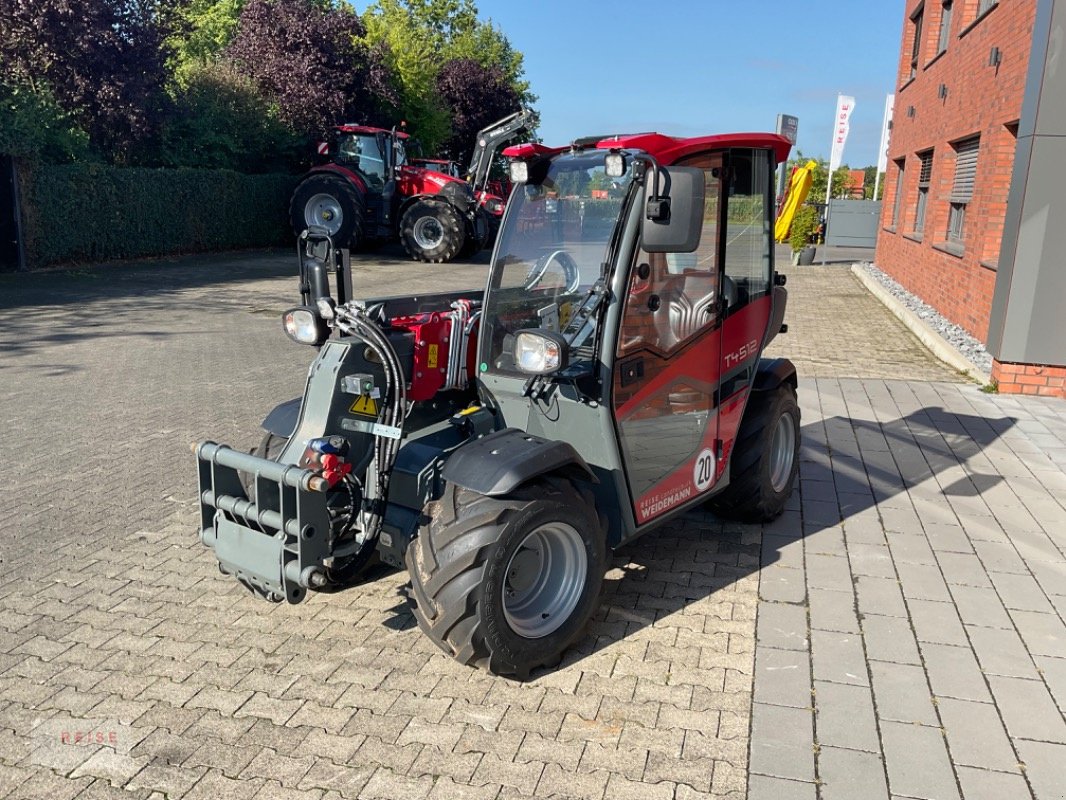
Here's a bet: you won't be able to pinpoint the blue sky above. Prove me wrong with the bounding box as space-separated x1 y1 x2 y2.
474 0 904 168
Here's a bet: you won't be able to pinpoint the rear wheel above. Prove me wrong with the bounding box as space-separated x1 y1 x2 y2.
400 200 466 263
707 384 800 522
290 175 364 249
406 477 605 679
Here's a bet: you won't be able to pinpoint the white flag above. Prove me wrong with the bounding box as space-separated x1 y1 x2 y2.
876 94 895 173
828 95 856 174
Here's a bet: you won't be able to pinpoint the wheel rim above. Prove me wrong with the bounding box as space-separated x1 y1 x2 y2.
502 522 588 639
305 193 343 236
412 215 444 250
769 412 797 493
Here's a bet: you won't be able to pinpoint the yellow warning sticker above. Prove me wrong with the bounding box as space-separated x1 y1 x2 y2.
427 344 439 369
349 395 379 417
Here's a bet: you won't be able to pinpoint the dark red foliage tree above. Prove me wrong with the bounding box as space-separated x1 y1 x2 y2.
435 57 521 164
226 0 396 138
0 0 172 161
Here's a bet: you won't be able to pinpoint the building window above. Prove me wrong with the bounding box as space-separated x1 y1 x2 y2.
948 136 979 245
937 1 953 53
892 159 905 227
977 0 997 16
914 150 933 234
910 6 925 79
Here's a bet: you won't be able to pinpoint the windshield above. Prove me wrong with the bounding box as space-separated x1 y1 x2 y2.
483 151 635 375
337 134 388 188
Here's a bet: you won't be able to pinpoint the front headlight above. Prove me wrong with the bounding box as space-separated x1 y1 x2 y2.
482 197 504 215
514 330 569 375
509 159 529 184
283 306 328 346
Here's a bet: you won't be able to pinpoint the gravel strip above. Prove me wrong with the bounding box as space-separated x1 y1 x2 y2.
858 262 994 375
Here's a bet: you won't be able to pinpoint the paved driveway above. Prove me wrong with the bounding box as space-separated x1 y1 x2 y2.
0 250 1063 800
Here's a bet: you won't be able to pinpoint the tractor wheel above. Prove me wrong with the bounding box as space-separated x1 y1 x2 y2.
240 431 288 498
406 477 605 679
400 200 466 263
290 175 364 249
707 385 800 522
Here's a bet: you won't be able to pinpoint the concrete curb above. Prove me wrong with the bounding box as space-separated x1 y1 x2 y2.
850 263 993 386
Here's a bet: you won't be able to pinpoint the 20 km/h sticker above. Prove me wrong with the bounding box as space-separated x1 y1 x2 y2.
693 447 715 492
349 396 379 417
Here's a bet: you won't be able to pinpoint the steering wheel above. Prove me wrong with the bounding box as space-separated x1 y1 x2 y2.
523 249 581 294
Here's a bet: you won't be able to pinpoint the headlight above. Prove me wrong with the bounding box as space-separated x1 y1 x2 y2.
605 151 626 178
509 159 529 184
514 330 569 375
483 197 504 215
283 306 328 346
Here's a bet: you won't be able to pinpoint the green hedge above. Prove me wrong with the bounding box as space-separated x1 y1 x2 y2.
17 162 299 268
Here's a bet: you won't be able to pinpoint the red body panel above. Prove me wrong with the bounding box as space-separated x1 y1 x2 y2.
390 306 480 401
397 165 460 199
309 163 368 195
504 133 791 167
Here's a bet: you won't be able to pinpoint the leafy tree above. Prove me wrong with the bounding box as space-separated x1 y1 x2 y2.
435 58 520 163
157 63 301 172
0 0 173 162
226 0 396 138
361 0 533 152
788 152 855 203
167 0 246 81
0 80 90 161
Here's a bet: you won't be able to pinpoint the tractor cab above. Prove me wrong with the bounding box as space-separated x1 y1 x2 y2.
473 133 793 539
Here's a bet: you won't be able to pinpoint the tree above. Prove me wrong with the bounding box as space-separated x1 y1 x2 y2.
361 0 533 152
435 58 520 163
0 0 173 162
167 0 246 81
157 63 301 172
789 152 856 203
226 0 396 138
0 79 90 161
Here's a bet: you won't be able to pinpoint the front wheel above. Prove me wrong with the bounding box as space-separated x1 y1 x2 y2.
400 200 466 263
406 477 605 679
707 384 800 522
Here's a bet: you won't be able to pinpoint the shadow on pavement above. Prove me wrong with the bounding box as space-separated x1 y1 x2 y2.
374 405 1016 675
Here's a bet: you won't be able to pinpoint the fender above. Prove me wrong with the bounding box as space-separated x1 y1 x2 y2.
308 164 368 195
442 428 598 497
752 357 798 393
262 397 301 439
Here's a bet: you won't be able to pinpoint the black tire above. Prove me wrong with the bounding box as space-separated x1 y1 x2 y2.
406 476 605 679
289 175 365 249
240 431 288 498
400 199 466 263
707 384 800 522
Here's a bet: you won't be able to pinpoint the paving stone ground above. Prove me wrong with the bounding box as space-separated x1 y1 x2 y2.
0 250 1062 800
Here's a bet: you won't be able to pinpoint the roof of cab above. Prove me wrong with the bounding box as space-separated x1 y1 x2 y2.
503 132 791 165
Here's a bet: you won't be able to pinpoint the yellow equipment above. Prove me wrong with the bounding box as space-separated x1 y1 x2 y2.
774 160 817 242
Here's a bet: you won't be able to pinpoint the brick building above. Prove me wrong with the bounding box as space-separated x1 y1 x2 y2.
876 0 1066 396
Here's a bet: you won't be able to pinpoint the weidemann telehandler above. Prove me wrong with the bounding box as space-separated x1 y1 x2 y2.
196 130 799 678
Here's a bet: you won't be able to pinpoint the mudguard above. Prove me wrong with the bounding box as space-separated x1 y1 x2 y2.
442 428 597 497
752 357 798 393
262 397 301 439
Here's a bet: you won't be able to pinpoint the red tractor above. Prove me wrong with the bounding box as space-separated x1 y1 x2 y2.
290 111 533 263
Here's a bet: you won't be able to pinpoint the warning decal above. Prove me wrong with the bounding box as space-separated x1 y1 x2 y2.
427 344 439 369
349 396 379 417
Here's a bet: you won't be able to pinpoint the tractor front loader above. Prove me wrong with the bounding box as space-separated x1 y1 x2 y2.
198 130 799 678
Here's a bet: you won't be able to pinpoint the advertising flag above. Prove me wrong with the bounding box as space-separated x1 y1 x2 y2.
828 95 856 174
877 94 895 173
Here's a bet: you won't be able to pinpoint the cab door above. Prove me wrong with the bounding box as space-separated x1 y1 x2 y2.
612 157 725 525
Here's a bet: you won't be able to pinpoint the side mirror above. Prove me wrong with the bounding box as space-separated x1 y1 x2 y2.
641 166 705 253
